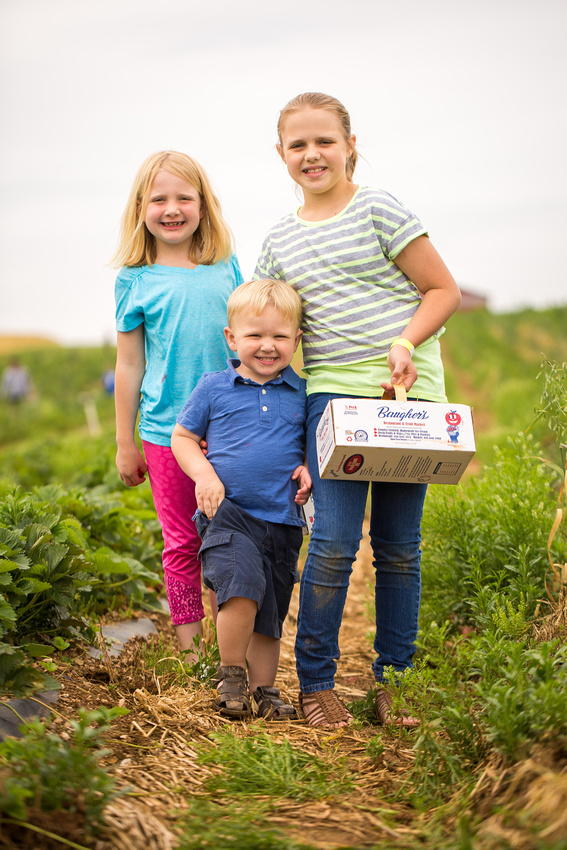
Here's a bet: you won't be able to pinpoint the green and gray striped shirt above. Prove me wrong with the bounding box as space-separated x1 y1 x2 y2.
254 185 434 367
254 186 448 401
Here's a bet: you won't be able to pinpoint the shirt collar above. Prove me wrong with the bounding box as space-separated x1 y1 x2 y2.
226 358 301 389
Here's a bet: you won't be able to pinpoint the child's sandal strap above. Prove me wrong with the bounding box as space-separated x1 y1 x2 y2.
216 665 250 718
299 690 352 729
374 686 419 727
252 686 297 720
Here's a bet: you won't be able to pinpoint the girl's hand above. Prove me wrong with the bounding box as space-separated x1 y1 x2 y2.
382 345 418 395
195 473 225 519
292 465 312 505
116 445 148 487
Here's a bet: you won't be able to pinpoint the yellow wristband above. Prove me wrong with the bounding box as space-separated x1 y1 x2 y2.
390 338 415 356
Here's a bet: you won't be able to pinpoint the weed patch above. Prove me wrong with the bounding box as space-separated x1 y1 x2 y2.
196 728 353 802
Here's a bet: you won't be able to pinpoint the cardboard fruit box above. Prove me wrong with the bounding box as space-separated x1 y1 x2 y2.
316 388 475 485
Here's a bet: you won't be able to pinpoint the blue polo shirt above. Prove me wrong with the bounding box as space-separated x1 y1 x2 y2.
176 360 307 527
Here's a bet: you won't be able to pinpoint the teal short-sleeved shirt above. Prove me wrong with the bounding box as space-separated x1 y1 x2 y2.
115 256 243 445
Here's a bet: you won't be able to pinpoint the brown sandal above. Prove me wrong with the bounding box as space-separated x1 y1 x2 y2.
216 665 251 718
299 690 353 729
252 686 297 720
375 686 419 727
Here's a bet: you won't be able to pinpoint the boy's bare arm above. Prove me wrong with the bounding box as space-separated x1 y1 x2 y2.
171 424 225 519
291 464 312 505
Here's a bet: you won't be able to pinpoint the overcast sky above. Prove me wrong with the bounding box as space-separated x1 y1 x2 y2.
1 0 565 346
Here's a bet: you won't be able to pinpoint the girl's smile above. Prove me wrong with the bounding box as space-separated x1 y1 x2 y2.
277 107 357 214
144 170 204 260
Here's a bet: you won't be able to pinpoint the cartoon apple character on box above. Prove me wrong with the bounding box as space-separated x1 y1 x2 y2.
446 410 461 444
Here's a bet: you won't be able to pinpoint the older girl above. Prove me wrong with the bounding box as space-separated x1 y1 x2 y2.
255 93 461 728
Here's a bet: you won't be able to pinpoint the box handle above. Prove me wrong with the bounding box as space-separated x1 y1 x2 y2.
394 383 407 402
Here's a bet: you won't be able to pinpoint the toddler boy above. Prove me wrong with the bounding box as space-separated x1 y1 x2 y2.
171 279 311 719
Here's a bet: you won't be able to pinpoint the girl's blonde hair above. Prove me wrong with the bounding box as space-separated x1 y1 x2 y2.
112 151 233 268
227 279 303 328
277 92 358 181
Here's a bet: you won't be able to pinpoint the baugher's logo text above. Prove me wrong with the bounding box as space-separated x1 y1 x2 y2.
375 406 429 423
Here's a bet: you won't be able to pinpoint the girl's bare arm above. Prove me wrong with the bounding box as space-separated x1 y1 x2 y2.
385 235 461 391
115 326 147 486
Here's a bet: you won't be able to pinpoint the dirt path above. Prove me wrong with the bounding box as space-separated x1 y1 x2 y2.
7 529 424 849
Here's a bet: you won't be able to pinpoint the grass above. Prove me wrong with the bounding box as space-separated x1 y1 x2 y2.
176 799 316 850
196 727 353 801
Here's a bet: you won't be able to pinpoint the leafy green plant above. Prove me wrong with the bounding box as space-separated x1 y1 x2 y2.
474 639 567 761
0 706 127 833
365 736 385 761
196 728 352 801
402 621 567 808
532 358 567 473
401 718 475 806
0 484 163 695
529 359 567 623
0 489 95 645
347 686 377 724
420 432 557 629
490 593 529 638
137 632 220 689
0 643 50 696
385 635 485 805
183 631 221 683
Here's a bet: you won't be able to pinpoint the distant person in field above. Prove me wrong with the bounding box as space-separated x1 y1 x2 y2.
1 358 32 404
171 279 311 719
112 151 243 660
254 92 461 729
101 367 115 395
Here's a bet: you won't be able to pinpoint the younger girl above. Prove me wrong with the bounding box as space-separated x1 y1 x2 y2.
255 93 462 728
113 151 243 656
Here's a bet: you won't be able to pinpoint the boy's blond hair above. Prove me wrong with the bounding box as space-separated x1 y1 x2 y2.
111 150 233 268
227 279 302 328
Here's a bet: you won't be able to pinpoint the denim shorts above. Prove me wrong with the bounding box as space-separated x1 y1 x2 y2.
194 499 303 639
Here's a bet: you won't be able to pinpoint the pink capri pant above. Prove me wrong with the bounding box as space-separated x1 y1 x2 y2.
143 441 205 625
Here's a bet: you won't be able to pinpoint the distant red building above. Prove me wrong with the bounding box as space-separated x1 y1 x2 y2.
458 288 488 311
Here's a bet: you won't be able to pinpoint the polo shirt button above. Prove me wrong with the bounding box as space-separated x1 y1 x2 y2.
262 389 266 394
262 405 267 412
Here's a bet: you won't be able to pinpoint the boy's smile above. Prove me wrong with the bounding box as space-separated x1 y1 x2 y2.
224 305 302 385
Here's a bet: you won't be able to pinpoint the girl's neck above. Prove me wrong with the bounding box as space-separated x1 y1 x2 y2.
298 181 358 222
154 244 200 269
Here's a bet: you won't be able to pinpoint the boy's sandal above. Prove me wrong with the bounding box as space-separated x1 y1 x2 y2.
375 686 419 728
216 665 251 718
299 690 353 729
252 686 298 721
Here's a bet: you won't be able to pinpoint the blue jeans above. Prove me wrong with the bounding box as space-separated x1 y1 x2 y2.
295 393 428 693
